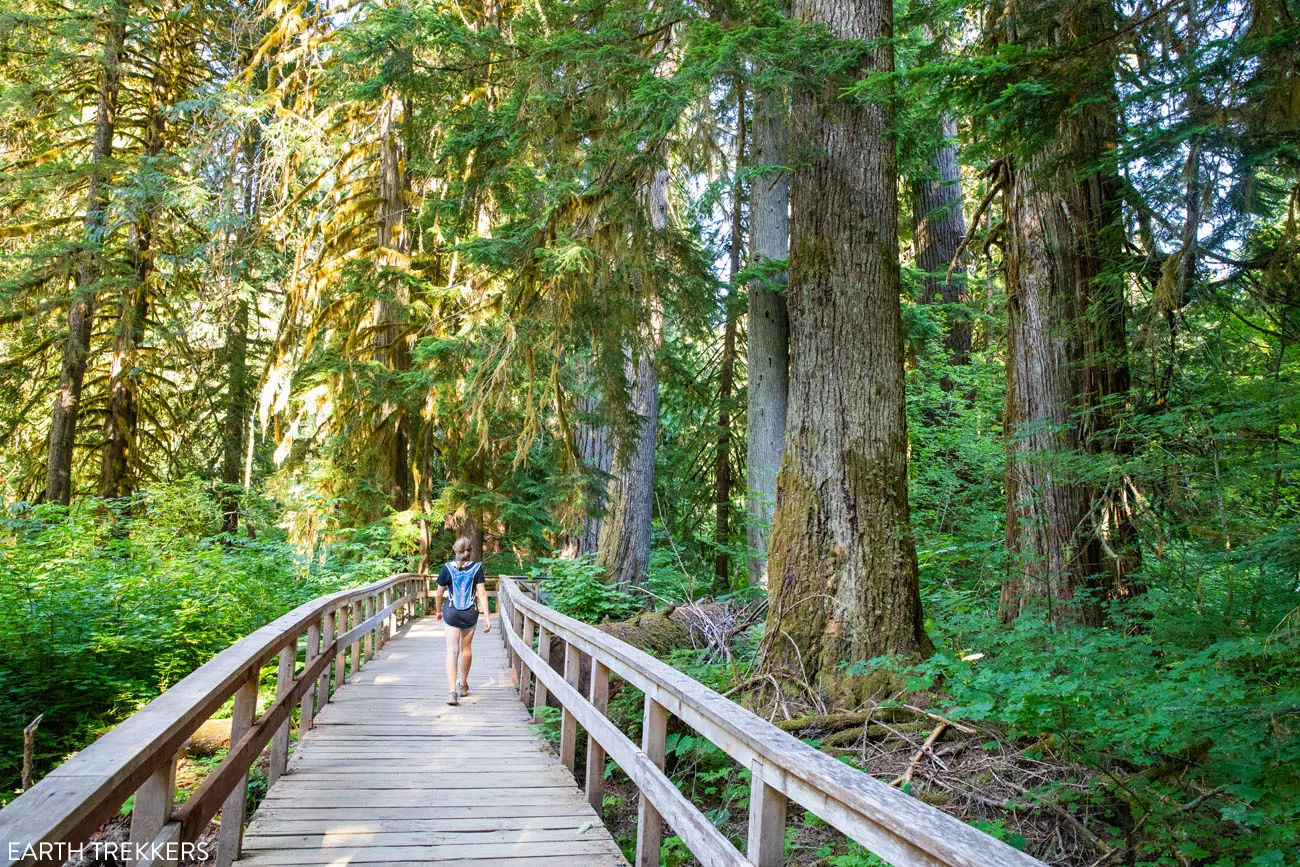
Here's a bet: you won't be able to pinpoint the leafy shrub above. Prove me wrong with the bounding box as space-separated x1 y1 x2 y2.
870 587 1300 866
529 555 641 623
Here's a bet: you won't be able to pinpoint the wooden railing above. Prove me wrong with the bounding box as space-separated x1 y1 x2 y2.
0 572 434 867
496 577 1047 867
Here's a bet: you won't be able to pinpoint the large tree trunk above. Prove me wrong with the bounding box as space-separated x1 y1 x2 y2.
999 0 1142 625
745 86 790 587
373 93 413 513
596 332 660 588
562 380 612 558
759 0 930 705
46 13 126 505
597 164 667 588
714 87 743 586
911 114 970 368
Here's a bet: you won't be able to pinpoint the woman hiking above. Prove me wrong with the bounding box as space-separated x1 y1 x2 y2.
433 537 490 706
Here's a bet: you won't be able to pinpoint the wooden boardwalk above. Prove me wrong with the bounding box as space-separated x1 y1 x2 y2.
238 616 628 866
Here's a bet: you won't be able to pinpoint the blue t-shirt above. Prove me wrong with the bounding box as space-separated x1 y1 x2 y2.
437 561 484 610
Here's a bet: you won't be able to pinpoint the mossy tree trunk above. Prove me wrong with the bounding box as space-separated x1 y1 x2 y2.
759 0 931 706
999 0 1142 626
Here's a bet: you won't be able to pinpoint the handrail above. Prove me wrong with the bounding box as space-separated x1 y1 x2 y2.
0 571 433 867
497 577 1047 867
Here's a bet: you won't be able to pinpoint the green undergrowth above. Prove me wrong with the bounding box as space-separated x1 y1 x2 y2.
0 480 398 800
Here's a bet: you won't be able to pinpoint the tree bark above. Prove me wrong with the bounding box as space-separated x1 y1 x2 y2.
911 114 970 369
46 11 126 505
999 0 1142 625
714 87 743 586
745 86 790 587
596 331 660 588
562 379 612 558
759 0 931 705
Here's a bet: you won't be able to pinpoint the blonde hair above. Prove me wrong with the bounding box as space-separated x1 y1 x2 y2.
452 537 472 557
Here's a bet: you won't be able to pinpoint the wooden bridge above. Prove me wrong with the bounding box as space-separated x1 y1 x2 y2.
1 573 1047 867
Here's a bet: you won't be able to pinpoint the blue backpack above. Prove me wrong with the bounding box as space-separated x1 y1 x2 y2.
445 561 481 610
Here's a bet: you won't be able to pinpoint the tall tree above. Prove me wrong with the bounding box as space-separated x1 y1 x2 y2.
911 114 970 369
998 0 1142 625
373 92 413 512
45 7 126 505
99 2 182 499
759 0 931 703
745 84 790 586
596 185 665 587
714 87 744 586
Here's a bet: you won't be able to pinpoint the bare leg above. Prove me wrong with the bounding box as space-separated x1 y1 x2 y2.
444 624 463 694
458 627 475 688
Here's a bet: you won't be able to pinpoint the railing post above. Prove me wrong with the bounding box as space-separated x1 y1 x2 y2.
382 586 393 644
636 696 668 867
511 601 524 683
534 626 552 719
560 642 580 772
519 616 536 706
128 750 177 866
334 605 347 688
746 758 788 867
268 643 295 786
317 608 334 707
215 675 258 867
349 599 362 676
364 595 375 662
302 619 320 731
585 659 610 813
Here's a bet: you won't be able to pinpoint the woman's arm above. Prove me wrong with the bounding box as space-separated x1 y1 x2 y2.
434 583 445 617
477 582 491 632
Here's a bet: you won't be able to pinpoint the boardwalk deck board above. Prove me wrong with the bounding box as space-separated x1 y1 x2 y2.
238 617 628 867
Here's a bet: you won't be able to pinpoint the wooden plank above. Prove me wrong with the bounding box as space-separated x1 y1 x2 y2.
243 827 613 849
238 854 624 867
245 816 601 835
271 769 576 788
248 803 601 823
236 840 623 865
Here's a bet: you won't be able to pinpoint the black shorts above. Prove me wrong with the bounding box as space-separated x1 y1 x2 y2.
443 605 479 630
